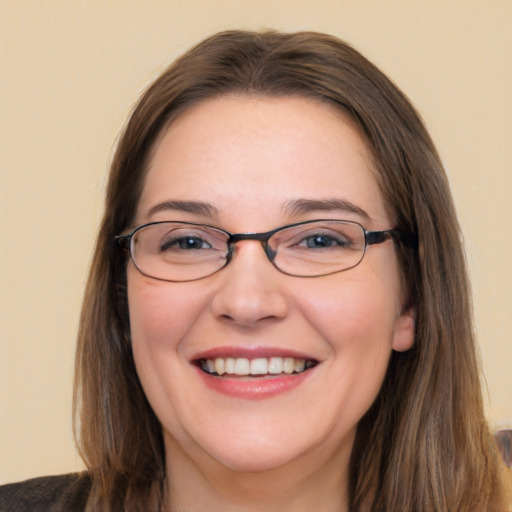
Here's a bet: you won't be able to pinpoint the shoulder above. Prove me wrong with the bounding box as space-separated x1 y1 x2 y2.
0 473 91 512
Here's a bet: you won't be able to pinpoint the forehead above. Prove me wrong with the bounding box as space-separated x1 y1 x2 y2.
138 95 389 228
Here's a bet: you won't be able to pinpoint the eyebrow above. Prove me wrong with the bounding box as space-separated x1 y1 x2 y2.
147 200 219 218
146 197 370 222
283 198 371 221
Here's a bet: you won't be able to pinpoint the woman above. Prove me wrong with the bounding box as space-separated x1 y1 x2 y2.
1 30 509 512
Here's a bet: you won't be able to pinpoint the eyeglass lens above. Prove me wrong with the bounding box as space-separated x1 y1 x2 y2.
128 221 368 281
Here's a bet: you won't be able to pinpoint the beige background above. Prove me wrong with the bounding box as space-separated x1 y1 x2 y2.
1 1 511 484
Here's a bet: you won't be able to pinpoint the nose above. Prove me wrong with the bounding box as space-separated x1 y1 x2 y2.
210 240 289 327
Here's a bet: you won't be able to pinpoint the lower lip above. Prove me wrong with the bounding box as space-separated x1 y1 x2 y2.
195 367 313 400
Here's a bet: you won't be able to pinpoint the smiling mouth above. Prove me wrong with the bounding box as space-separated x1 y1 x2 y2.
196 356 318 377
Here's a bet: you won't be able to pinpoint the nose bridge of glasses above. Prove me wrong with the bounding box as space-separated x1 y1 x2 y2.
228 232 277 262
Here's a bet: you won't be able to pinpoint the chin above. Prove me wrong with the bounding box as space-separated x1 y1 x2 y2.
208 445 307 474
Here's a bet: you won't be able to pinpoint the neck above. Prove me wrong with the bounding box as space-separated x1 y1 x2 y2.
163 435 352 512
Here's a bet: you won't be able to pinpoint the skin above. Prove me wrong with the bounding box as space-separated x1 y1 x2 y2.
127 96 415 511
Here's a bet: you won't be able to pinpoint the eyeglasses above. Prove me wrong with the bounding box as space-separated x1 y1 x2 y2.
115 219 414 282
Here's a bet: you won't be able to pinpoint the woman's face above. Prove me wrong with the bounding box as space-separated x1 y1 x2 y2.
127 96 415 475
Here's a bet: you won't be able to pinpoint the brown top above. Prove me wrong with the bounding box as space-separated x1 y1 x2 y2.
0 473 91 512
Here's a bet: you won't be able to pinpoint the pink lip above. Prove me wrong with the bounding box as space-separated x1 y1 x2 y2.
194 365 314 400
191 345 315 361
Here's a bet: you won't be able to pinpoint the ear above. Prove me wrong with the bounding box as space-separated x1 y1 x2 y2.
392 305 415 352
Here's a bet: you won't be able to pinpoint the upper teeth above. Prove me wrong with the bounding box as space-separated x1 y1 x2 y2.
201 357 311 376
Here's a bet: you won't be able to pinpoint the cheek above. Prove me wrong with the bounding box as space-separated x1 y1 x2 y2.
126 271 207 396
126 271 214 430
128 276 175 392
279 275 401 439
128 273 205 351
296 274 400 378
300 274 398 337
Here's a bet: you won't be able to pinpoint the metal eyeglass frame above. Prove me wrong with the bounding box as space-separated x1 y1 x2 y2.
115 219 417 281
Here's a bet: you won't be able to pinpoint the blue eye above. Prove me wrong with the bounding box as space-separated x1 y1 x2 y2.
302 233 350 249
161 236 212 251
305 234 341 248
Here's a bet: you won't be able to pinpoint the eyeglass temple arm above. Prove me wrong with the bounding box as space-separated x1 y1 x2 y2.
114 234 131 250
366 229 417 247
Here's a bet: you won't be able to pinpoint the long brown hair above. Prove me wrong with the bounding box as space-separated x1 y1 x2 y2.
74 30 510 511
